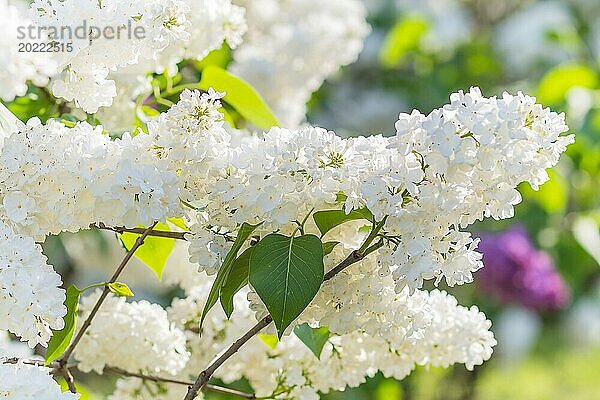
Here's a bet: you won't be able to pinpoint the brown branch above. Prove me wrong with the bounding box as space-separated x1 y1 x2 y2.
62 365 77 393
1 358 254 399
183 238 385 400
59 222 159 365
93 222 189 240
105 367 256 399
2 357 62 369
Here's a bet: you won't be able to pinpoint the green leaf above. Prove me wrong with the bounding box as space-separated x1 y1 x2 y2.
201 222 262 326
57 379 96 399
335 192 348 203
167 217 188 230
107 282 135 297
537 64 598 105
293 323 331 359
258 333 279 349
521 169 568 214
45 285 81 365
220 247 252 318
249 234 324 338
313 208 374 237
194 43 232 70
140 105 161 117
121 222 175 279
199 66 279 129
379 15 429 68
375 379 403 400
323 241 340 256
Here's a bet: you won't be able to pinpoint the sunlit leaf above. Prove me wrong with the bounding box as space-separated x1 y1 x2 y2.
379 15 428 68
199 66 279 129
167 217 188 230
121 222 175 279
220 247 253 318
258 333 279 349
521 169 568 214
107 282 135 297
538 64 598 105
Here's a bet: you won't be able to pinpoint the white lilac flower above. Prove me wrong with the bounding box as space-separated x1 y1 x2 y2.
74 291 189 375
0 223 66 347
0 0 58 102
28 0 246 113
231 0 370 126
0 362 80 399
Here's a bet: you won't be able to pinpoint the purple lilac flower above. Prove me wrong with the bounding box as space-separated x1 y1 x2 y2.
477 226 570 312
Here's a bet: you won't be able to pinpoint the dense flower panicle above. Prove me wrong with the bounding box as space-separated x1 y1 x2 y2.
0 223 66 347
478 226 571 312
74 291 189 375
148 88 231 174
0 331 34 358
231 0 370 126
0 0 58 102
109 378 194 400
0 87 571 395
0 118 181 239
0 104 21 148
27 0 246 113
180 88 572 292
0 362 80 399
162 282 494 400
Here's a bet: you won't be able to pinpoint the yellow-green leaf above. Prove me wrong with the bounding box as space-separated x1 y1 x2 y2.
538 64 598 105
167 217 188 230
107 282 135 297
521 169 568 214
121 222 175 279
258 333 279 349
313 208 374 237
199 66 279 129
194 44 232 70
379 15 428 68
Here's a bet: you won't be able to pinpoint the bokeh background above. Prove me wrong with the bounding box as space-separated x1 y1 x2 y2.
28 0 600 398
308 1 600 398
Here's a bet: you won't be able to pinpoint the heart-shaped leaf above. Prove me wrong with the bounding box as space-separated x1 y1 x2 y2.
250 234 324 338
294 323 331 359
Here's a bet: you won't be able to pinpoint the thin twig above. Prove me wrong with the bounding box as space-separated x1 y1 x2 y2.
184 318 272 400
93 223 189 241
62 365 77 393
105 367 256 399
59 222 159 365
183 224 387 400
2 357 59 369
